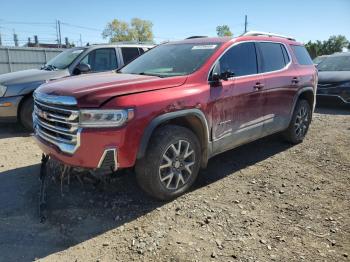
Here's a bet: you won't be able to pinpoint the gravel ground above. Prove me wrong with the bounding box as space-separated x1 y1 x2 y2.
0 106 349 262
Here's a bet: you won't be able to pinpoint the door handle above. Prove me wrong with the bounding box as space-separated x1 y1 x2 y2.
292 77 300 84
254 82 264 90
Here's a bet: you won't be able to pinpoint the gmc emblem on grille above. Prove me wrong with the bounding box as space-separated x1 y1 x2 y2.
37 108 49 120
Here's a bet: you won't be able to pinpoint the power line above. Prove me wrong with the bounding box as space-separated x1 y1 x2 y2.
0 19 55 25
61 22 101 32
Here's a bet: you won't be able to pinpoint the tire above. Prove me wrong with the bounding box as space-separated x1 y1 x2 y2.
283 99 311 144
19 96 34 132
135 125 201 201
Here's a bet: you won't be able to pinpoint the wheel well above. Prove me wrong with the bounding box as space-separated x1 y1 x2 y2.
298 90 314 109
17 92 33 121
150 115 209 168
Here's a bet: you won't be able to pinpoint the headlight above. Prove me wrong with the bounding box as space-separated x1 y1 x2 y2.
0 84 7 97
79 109 134 127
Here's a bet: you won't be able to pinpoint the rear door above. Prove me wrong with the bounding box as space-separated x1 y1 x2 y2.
257 42 298 135
210 42 266 154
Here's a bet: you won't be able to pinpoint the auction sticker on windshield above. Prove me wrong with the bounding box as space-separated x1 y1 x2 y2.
192 45 217 50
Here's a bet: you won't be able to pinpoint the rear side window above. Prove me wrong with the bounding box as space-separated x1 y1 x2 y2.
291 45 313 65
121 47 140 64
218 42 257 77
258 42 286 72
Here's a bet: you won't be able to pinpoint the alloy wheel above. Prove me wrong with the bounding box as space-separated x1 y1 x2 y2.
159 139 195 190
294 105 309 138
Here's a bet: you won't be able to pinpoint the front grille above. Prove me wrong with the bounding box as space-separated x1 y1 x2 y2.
33 92 81 154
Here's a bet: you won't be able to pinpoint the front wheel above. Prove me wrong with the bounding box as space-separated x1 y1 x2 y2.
135 125 201 201
283 99 311 144
19 96 34 132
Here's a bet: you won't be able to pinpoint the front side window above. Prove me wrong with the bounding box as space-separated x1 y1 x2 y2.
317 55 350 71
120 43 220 77
281 45 290 64
258 42 286 72
81 48 118 72
216 42 258 77
291 45 313 65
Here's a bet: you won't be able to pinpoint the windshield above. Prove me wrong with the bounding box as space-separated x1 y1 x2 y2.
317 55 350 71
120 43 220 77
45 48 85 69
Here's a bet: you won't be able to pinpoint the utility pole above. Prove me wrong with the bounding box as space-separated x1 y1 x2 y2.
79 34 82 47
13 32 18 47
58 20 62 47
55 19 59 46
244 15 248 33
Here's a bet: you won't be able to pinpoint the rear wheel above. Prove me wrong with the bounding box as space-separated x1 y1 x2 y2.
135 125 201 201
19 96 34 131
283 99 311 144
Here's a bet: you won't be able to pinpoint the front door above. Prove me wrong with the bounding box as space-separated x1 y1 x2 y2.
209 42 266 155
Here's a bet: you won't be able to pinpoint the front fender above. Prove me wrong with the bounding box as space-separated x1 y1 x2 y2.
136 109 211 162
5 81 45 97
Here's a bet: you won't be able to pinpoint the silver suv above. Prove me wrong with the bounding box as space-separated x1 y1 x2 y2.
0 43 154 130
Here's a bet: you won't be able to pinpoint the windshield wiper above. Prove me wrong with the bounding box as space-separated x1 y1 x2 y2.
41 64 57 71
138 72 164 78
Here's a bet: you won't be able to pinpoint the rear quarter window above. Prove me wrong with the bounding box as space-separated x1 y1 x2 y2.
291 45 313 65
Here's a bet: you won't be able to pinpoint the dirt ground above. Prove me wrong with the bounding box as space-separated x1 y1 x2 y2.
0 106 349 262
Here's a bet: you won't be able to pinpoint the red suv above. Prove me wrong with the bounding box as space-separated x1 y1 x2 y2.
33 32 317 200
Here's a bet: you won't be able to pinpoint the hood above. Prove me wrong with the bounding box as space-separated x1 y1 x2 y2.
37 71 188 107
318 71 350 83
0 68 69 85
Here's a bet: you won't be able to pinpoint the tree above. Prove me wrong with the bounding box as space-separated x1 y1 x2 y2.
102 18 153 43
130 18 153 42
102 19 133 42
216 25 233 37
305 35 349 58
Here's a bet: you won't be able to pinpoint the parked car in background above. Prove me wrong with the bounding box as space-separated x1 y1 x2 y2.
313 55 329 66
317 52 350 105
0 43 153 130
33 32 317 200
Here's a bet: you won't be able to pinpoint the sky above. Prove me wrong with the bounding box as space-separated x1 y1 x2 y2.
0 0 349 47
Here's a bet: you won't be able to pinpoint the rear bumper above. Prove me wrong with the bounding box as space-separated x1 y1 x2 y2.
0 96 23 121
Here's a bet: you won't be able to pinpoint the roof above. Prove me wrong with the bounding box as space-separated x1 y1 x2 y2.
330 52 350 57
165 31 300 46
87 43 155 49
169 37 232 45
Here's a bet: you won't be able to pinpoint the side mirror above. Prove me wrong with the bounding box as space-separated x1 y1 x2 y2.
74 62 91 75
220 70 235 81
212 72 221 82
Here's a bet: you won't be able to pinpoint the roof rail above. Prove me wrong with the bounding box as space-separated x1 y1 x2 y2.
243 31 296 41
186 36 208 39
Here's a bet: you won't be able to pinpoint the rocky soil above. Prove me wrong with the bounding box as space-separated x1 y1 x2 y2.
0 106 349 262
